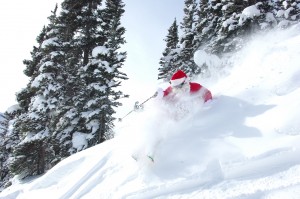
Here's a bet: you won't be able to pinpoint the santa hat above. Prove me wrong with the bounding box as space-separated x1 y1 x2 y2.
170 70 187 87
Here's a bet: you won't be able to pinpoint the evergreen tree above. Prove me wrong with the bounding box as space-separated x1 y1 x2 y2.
158 18 180 81
178 0 199 77
0 107 21 189
54 0 128 154
10 5 62 179
0 113 7 138
208 0 251 54
53 0 105 155
274 0 300 28
17 25 49 114
77 0 128 147
99 0 128 140
0 113 9 189
50 1 85 158
193 0 208 47
193 0 225 55
192 0 300 56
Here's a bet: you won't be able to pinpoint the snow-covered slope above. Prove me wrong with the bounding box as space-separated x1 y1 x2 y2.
1 25 300 199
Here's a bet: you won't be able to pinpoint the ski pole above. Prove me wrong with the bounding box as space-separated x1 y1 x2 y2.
118 92 158 122
138 92 158 107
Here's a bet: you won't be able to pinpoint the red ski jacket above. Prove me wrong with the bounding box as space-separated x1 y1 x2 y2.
163 82 212 102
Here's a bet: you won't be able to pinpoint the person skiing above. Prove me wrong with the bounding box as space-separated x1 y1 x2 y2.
119 70 212 122
156 70 212 103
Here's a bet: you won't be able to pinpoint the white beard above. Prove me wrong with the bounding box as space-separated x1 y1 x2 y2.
172 83 190 94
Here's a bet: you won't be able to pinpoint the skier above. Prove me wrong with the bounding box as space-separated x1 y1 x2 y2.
131 70 212 163
156 70 212 103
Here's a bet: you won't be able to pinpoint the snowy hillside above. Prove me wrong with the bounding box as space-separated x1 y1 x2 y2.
1 25 300 199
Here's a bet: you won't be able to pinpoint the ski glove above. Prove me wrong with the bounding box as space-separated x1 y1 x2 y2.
154 88 164 99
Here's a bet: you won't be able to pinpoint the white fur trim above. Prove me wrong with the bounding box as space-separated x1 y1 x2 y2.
171 77 186 87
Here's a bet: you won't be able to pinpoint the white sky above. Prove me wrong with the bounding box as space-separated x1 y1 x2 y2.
0 0 184 112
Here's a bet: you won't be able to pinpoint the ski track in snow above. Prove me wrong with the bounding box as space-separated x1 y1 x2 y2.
58 153 113 199
225 148 300 179
123 160 224 199
122 147 300 199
